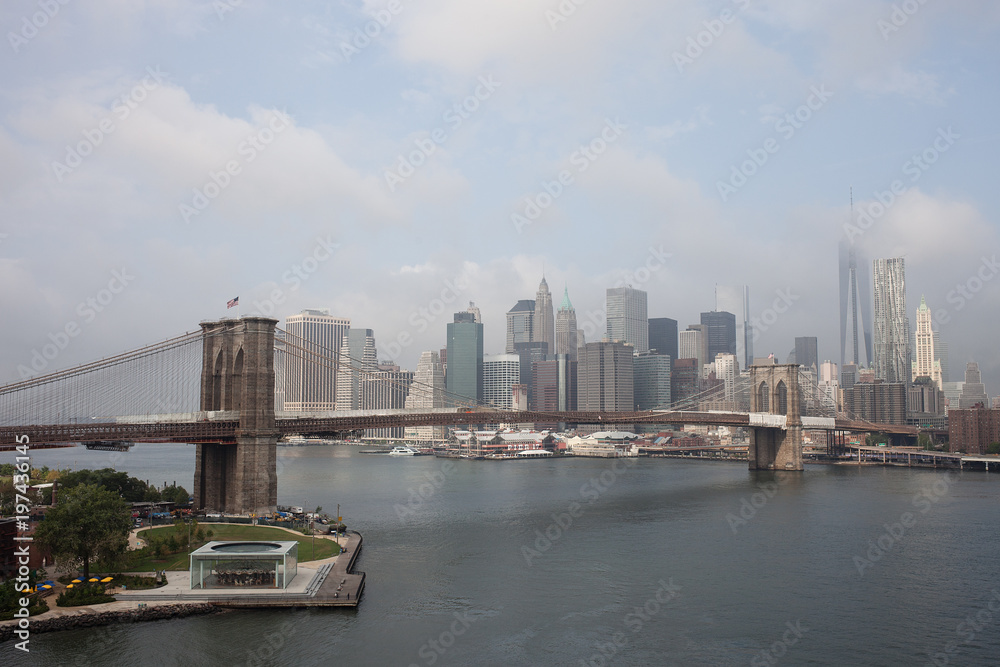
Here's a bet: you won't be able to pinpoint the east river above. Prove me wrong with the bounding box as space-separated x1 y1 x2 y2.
4 444 1000 666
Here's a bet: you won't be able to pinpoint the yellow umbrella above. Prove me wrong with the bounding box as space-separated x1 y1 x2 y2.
101 577 113 583
89 578 99 582
41 584 52 589
66 584 74 589
72 578 82 583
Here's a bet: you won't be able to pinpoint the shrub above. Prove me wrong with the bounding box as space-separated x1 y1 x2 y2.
57 582 115 607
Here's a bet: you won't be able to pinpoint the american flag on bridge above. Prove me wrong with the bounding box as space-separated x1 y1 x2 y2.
227 296 239 309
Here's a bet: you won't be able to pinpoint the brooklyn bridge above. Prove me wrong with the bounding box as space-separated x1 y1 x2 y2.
0 317 916 515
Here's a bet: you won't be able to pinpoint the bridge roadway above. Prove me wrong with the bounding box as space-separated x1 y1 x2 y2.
0 407 917 446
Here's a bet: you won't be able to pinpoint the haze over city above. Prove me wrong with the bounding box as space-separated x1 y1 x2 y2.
1 1 998 392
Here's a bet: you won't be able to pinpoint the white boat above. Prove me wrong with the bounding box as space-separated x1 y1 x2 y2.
388 446 419 456
516 449 554 458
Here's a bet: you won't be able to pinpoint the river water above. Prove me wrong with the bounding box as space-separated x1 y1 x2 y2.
5 443 1000 666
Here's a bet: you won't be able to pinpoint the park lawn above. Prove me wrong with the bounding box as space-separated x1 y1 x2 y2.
126 524 341 572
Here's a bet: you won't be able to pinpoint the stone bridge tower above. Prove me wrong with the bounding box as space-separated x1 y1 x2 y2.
194 317 279 514
749 364 803 471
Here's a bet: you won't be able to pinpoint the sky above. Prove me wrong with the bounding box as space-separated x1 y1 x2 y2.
1 0 998 395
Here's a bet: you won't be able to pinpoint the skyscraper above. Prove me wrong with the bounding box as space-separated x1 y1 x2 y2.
534 277 555 354
577 341 634 411
713 353 739 409
794 337 819 375
679 326 707 370
361 362 413 438
839 235 874 369
634 351 671 410
606 286 648 353
533 355 577 413
700 311 737 363
670 358 699 408
743 286 754 370
959 362 989 408
555 287 578 362
405 351 447 441
446 311 483 406
911 296 942 389
335 328 377 411
873 257 909 384
505 300 535 353
284 309 350 411
648 317 678 361
483 354 521 409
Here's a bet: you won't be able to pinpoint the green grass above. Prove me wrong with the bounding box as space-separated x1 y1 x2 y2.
125 524 342 572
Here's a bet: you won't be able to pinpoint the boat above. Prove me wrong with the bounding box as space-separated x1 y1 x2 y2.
516 449 554 458
388 446 419 456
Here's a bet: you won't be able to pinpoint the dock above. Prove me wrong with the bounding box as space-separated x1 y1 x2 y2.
117 531 366 609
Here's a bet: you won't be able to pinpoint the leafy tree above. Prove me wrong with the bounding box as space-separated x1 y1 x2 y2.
34 484 132 579
58 468 149 502
988 442 1000 455
161 484 190 506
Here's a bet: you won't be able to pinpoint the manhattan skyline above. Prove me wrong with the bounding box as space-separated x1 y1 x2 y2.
0 2 998 393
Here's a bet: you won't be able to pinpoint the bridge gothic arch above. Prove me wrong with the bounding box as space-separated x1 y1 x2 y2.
748 364 803 471
195 318 278 515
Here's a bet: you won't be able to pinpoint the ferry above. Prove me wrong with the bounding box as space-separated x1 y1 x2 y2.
388 446 419 456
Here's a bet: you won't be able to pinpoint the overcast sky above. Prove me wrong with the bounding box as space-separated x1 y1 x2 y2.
1 1 998 395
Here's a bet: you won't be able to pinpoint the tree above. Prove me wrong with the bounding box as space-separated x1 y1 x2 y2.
58 468 149 502
988 442 1000 455
34 484 132 579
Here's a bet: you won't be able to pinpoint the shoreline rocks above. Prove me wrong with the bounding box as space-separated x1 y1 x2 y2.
0 603 225 643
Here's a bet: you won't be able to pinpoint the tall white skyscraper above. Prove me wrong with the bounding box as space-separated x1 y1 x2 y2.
606 286 648 353
335 328 378 411
679 325 707 371
405 351 447 441
555 286 578 361
714 353 739 408
483 354 521 409
284 309 350 411
911 296 942 389
534 277 554 353
873 257 908 384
